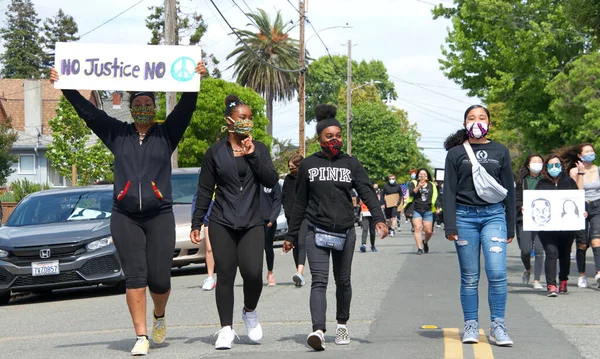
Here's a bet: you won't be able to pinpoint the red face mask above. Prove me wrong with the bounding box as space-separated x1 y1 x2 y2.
320 138 343 156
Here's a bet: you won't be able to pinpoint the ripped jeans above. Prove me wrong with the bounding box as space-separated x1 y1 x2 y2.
455 203 508 322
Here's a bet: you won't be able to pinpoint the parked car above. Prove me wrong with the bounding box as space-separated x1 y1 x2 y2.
274 205 288 240
0 186 123 305
171 167 206 268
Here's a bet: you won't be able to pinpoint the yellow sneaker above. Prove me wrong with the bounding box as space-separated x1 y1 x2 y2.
152 314 167 344
130 336 149 356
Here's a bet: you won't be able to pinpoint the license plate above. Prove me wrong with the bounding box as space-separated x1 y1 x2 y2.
31 261 60 276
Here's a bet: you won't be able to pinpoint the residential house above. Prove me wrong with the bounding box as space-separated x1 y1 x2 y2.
0 79 102 187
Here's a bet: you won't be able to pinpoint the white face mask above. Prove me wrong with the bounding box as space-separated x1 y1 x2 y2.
529 163 543 174
466 122 489 139
389 179 396 185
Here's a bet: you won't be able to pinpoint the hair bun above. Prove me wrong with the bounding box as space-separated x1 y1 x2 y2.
225 94 241 107
315 104 337 121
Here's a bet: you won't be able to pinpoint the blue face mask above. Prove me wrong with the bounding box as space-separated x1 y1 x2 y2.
548 167 562 178
582 153 596 163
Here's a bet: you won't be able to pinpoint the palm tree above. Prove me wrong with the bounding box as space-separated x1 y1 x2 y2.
226 9 300 136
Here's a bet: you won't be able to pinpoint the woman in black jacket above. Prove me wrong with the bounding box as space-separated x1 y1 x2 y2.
281 153 307 286
515 154 545 290
534 154 580 297
282 104 387 351
50 63 206 356
190 95 278 350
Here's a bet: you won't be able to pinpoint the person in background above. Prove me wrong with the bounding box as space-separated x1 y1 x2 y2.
192 191 216 291
535 154 579 297
260 184 281 287
360 185 381 252
443 104 515 347
434 181 444 229
404 170 418 232
561 143 600 288
381 174 403 236
407 168 440 254
515 154 545 290
282 153 307 287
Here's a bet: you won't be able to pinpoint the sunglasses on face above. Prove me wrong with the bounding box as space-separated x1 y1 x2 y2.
547 163 562 169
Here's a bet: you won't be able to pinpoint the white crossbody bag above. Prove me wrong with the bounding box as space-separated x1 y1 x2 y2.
463 141 508 203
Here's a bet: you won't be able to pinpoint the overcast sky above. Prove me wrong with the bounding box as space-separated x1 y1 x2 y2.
1 0 478 169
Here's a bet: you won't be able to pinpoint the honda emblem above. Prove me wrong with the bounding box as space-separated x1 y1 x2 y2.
39 249 51 259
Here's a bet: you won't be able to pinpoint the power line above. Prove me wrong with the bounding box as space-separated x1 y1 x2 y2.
79 0 146 38
391 75 472 105
241 0 253 13
230 0 255 23
397 97 464 113
285 0 301 15
305 19 346 81
207 0 304 73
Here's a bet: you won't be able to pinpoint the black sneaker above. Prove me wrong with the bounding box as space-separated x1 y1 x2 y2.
417 249 424 255
423 242 429 253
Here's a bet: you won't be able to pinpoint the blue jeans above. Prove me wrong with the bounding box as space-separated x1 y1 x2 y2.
455 203 508 322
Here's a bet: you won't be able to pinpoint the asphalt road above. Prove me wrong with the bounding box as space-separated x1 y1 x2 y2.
1 222 597 359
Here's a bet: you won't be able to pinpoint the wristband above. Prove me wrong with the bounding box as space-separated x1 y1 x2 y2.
578 172 585 175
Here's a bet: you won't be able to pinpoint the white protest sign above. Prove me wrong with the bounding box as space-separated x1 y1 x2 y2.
54 42 202 92
523 189 585 231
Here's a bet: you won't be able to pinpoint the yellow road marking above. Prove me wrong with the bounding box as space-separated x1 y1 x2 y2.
473 329 494 359
422 325 438 329
443 328 463 359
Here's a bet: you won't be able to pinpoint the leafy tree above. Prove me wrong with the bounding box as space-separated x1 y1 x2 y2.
46 97 114 185
0 117 18 186
146 1 221 78
306 55 397 123
226 8 300 136
564 0 600 39
547 52 600 149
40 9 79 70
0 0 45 78
271 138 298 176
154 77 271 167
432 0 588 153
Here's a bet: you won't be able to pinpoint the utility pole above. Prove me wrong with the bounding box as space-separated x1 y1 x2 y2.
298 0 306 156
346 39 352 156
165 0 178 168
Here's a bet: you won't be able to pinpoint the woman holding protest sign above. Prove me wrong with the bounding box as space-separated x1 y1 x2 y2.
443 105 515 347
50 61 206 356
190 95 278 350
282 104 387 351
534 154 580 297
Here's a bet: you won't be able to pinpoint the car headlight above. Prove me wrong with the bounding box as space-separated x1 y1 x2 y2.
86 237 113 252
0 249 7 258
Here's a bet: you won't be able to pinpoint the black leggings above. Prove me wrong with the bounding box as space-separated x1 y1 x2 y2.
538 232 574 286
209 222 264 327
292 220 308 268
111 210 175 294
516 224 544 281
361 217 375 247
264 221 277 271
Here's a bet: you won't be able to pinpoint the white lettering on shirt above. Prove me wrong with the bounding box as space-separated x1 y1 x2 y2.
308 167 352 183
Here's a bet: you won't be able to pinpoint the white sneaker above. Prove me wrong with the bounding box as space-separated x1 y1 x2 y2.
335 325 350 345
293 273 306 287
202 276 216 291
578 276 589 288
307 330 325 351
242 308 263 343
214 326 237 350
595 273 600 288
533 281 544 290
130 336 149 356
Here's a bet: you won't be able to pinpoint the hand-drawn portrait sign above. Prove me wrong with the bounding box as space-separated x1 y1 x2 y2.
54 42 202 92
523 190 585 231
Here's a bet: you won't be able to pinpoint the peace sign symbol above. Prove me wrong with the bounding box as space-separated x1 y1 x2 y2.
171 56 196 82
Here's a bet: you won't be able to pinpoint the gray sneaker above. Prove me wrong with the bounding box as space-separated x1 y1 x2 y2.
462 320 479 344
490 318 513 346
521 270 531 284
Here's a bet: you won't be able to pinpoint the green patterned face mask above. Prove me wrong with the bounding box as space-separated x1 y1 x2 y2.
223 118 253 136
130 106 156 124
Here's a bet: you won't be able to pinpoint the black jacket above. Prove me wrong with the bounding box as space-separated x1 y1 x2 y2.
281 173 297 222
285 152 385 244
443 141 516 238
381 182 403 206
535 173 578 191
191 137 278 231
260 184 281 224
516 175 542 222
62 89 197 216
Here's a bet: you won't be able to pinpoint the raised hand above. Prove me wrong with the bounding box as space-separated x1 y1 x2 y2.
195 61 207 77
49 68 59 84
242 135 255 155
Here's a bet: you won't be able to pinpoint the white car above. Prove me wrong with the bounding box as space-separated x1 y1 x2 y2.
171 168 206 268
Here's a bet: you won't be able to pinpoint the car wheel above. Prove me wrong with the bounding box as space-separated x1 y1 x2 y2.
0 292 10 305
